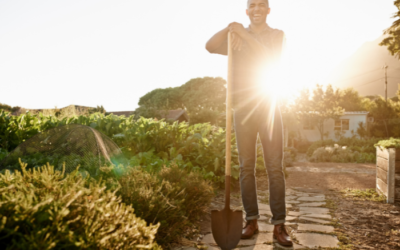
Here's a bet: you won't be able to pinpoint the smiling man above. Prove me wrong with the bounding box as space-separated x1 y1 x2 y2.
205 0 292 247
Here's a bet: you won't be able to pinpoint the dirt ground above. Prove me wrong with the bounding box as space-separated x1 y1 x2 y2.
256 162 376 191
329 192 400 249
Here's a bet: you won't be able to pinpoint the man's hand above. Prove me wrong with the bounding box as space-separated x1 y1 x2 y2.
228 22 247 51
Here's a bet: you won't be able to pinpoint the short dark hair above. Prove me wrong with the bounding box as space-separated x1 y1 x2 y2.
247 0 269 8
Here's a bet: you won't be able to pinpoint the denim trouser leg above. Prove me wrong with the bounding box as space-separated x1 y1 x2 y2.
234 109 259 221
234 101 286 225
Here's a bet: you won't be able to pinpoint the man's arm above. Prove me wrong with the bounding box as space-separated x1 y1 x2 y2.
228 23 268 57
205 27 229 54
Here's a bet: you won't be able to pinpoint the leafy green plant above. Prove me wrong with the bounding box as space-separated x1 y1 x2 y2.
0 161 160 250
116 163 214 246
0 148 7 162
309 145 375 163
375 137 400 149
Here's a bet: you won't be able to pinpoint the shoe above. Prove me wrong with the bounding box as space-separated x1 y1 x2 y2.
273 223 293 247
241 219 259 239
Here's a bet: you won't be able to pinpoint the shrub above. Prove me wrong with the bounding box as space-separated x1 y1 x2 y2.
0 148 7 161
294 140 313 153
117 163 214 246
309 145 375 163
375 137 400 149
0 161 159 250
306 139 335 157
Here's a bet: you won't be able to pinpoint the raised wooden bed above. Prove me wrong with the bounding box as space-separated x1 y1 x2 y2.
376 147 400 203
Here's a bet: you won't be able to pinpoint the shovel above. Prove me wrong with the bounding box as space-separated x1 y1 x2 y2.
211 32 243 250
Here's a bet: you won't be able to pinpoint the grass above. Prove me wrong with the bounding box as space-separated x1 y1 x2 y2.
341 188 386 202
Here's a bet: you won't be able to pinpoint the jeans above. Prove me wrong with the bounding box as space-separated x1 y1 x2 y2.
234 99 286 225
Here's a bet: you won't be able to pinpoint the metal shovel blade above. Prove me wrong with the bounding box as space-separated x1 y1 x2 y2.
211 208 242 250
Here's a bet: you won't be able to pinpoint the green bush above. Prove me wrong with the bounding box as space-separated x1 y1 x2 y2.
306 139 335 157
294 140 313 153
0 161 159 250
309 145 375 163
0 148 7 161
116 163 214 246
375 137 400 149
306 137 383 157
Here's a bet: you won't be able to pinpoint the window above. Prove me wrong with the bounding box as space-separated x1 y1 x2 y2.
334 119 349 131
303 119 314 130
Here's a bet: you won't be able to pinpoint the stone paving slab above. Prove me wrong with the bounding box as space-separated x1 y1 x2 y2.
301 213 332 220
259 209 272 216
193 187 340 250
238 233 274 245
298 216 331 224
299 207 329 214
293 233 339 248
258 222 274 232
298 202 326 207
297 196 325 202
286 200 300 204
235 244 274 250
297 223 334 233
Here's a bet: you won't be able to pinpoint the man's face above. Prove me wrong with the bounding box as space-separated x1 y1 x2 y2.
246 0 270 25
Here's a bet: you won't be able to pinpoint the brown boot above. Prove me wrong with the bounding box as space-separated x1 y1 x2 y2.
273 223 293 247
241 219 259 239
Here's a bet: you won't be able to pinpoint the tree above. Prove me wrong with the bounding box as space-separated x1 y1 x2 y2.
338 88 367 111
293 84 344 141
134 77 226 124
380 0 400 58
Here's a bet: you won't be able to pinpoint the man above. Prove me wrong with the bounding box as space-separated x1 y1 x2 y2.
205 0 292 247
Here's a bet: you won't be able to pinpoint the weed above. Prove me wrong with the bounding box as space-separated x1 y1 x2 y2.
341 188 386 202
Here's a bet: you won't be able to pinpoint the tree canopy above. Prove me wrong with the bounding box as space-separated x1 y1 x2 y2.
380 0 400 58
134 77 226 124
292 84 344 141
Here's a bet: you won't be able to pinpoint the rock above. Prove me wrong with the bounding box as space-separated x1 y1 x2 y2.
298 202 326 207
297 223 334 233
286 200 301 204
285 195 298 200
298 217 331 224
293 233 339 248
297 197 325 202
299 207 329 214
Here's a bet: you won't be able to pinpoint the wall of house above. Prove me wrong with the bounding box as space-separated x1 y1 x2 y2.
298 114 368 142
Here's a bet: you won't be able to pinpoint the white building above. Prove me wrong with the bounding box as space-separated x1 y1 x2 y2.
298 111 370 142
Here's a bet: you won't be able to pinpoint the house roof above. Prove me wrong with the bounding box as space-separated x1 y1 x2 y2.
160 109 189 121
109 111 134 117
343 111 369 115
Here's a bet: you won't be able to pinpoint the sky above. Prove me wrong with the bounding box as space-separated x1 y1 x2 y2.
0 0 397 111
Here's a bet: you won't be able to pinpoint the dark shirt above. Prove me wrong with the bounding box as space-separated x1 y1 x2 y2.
212 24 285 108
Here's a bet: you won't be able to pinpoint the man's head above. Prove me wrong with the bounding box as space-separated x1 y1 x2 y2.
246 0 270 25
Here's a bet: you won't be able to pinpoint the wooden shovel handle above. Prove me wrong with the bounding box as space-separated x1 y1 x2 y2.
226 32 233 177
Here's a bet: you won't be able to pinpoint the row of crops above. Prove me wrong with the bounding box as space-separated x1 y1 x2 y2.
0 110 248 248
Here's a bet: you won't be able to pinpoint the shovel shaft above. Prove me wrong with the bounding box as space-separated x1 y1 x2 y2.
225 32 233 210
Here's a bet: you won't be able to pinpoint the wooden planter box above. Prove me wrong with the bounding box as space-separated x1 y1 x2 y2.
376 147 400 203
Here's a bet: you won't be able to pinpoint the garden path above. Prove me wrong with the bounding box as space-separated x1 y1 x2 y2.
175 187 341 249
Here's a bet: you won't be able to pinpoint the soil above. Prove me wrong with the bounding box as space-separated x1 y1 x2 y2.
329 192 400 249
256 161 376 191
